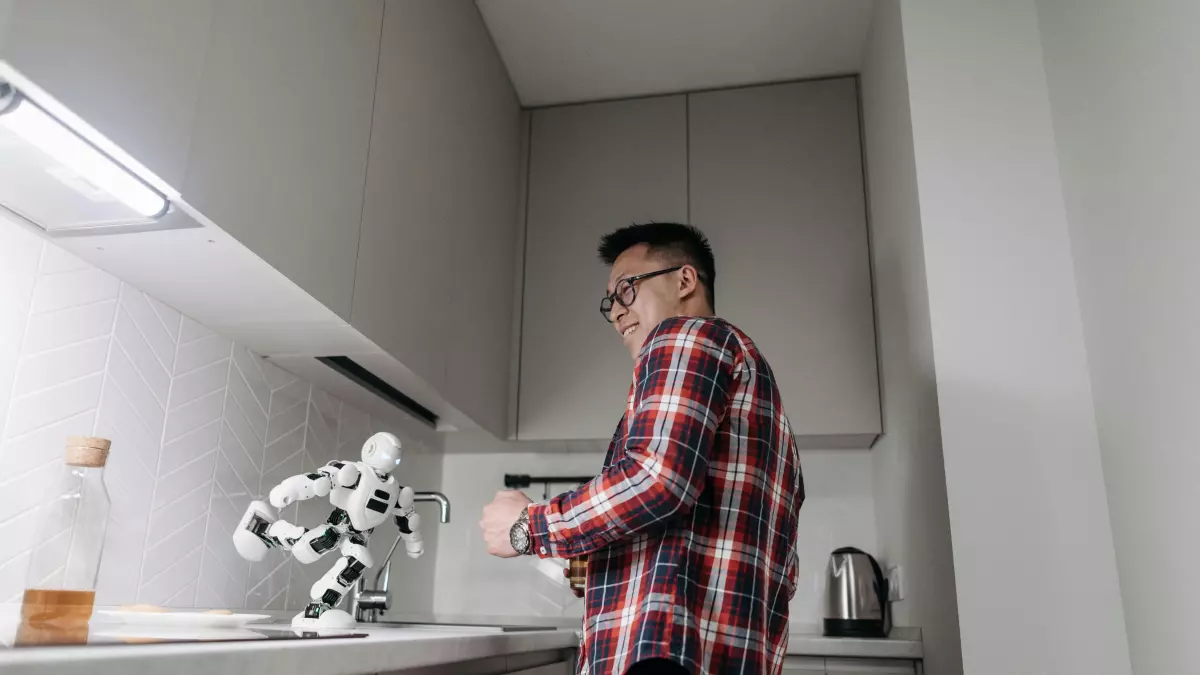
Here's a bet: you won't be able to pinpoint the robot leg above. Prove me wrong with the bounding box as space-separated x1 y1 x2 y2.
291 524 343 565
233 501 306 562
292 541 373 629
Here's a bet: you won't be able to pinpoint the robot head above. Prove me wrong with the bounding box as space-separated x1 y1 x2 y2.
362 432 402 474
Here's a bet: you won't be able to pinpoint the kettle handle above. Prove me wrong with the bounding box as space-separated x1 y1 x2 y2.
832 547 889 631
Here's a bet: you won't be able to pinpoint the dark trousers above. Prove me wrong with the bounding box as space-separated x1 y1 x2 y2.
626 659 689 675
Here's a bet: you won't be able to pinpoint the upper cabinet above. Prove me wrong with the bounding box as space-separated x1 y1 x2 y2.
0 0 214 189
517 79 880 446
352 0 521 435
518 96 688 440
1 0 522 437
689 79 880 445
180 0 383 320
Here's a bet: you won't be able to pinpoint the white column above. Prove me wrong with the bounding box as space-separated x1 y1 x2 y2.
899 1 1131 673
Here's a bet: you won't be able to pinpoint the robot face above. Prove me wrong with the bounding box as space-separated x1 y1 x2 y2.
362 431 402 474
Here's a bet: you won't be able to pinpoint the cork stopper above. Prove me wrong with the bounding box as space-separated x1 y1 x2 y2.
65 436 111 467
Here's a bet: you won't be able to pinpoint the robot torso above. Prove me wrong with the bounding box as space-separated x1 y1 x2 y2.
330 461 397 531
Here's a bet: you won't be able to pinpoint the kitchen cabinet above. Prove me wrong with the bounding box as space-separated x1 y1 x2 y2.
516 79 880 445
181 0 383 320
689 78 881 447
0 0 213 189
351 0 521 434
518 95 688 440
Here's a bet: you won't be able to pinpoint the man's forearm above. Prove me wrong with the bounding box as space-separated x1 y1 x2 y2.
525 444 708 558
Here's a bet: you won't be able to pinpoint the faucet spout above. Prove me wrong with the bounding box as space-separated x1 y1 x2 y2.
414 491 451 523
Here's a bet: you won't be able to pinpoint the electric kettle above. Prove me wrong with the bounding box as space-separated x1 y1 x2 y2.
823 546 889 638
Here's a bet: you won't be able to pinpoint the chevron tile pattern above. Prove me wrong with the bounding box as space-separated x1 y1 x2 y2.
0 245 117 603
0 229 436 613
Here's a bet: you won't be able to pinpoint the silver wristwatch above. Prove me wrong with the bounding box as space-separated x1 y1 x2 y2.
509 507 533 555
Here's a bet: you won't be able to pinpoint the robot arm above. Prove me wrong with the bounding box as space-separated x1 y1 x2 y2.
269 460 366 508
268 471 333 509
322 460 361 489
393 486 424 559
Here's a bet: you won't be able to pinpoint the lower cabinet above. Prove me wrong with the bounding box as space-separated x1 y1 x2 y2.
785 657 918 675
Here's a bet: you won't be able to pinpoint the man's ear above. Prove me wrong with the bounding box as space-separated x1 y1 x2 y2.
678 265 700 300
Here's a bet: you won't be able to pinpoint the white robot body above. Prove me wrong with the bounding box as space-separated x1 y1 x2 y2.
342 463 397 531
231 432 424 628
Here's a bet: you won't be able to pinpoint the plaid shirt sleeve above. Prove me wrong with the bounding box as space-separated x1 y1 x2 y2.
526 317 737 558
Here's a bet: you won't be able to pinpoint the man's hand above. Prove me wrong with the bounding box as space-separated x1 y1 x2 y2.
480 490 533 558
563 567 585 598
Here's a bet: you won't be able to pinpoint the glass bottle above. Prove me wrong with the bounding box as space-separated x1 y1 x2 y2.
20 436 112 628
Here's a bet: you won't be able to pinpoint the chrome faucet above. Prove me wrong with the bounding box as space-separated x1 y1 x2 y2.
351 491 450 622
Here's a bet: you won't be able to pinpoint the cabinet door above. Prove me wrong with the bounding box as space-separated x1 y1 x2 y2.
182 0 383 320
689 79 881 444
352 0 520 409
1 0 213 188
519 96 688 440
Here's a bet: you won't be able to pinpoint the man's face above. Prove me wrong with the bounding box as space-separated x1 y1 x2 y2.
606 244 683 360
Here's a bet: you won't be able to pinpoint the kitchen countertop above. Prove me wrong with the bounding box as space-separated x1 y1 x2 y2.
0 612 921 674
0 621 579 675
787 626 922 659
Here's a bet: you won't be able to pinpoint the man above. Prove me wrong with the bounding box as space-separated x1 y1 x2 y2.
480 223 804 675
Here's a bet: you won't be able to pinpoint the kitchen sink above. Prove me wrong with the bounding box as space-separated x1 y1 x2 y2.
379 621 558 633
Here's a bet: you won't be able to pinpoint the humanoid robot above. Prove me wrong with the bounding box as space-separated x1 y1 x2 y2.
232 431 423 628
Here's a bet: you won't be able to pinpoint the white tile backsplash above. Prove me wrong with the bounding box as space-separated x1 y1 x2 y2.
0 215 441 614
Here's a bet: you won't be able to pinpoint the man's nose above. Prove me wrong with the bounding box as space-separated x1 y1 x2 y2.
611 302 629 324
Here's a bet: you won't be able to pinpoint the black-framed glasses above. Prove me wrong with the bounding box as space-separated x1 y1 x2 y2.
599 266 682 323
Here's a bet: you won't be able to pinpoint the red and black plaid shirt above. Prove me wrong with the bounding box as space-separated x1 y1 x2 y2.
527 316 804 675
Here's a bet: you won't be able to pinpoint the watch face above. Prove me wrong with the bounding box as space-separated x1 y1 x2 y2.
510 522 530 554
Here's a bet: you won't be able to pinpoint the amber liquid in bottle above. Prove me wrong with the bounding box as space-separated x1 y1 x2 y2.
20 588 97 625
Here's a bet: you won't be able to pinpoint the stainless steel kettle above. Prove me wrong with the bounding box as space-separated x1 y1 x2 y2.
823 547 889 638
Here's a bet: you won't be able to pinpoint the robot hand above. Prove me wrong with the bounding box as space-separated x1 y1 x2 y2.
394 486 423 558
269 472 332 509
401 512 424 559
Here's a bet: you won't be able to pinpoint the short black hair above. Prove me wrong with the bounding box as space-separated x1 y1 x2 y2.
597 222 716 309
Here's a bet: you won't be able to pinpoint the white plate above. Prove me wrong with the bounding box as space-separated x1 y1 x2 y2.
93 625 269 642
95 610 272 628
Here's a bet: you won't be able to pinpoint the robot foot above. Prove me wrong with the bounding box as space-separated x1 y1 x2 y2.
233 501 277 562
291 605 355 629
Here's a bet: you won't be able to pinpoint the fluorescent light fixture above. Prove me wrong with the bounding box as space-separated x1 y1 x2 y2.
0 81 169 226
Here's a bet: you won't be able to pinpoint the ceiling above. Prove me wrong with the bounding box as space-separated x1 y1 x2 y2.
475 0 876 107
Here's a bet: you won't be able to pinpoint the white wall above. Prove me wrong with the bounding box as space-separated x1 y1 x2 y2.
433 432 878 628
899 1 1131 674
1037 3 1200 673
0 213 441 614
859 2 961 674
0 0 12 53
